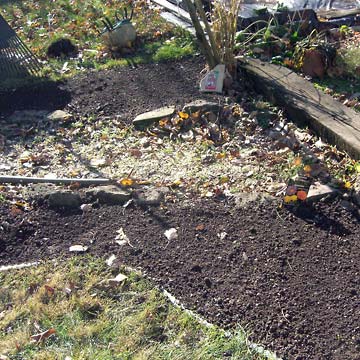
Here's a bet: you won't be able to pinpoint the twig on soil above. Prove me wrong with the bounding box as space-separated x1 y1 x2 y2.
281 308 291 324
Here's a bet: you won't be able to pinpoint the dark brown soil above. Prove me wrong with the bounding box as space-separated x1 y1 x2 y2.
0 56 222 120
1 197 359 360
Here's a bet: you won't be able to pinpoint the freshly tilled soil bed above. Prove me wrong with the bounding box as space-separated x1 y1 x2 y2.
1 197 359 359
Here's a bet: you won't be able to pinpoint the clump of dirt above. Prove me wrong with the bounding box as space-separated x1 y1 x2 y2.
47 38 78 58
0 196 359 359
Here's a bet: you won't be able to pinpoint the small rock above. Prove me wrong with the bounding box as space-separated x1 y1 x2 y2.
191 265 202 272
182 100 222 115
205 111 217 122
340 200 355 212
69 245 88 252
85 185 131 205
47 110 73 122
268 130 283 140
108 273 128 286
307 182 337 202
133 106 175 130
164 228 178 241
80 203 93 214
48 191 81 208
352 192 360 207
134 187 167 206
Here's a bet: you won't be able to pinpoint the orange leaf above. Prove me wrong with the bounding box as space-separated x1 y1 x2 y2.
44 285 55 296
190 111 200 120
293 157 302 166
30 328 56 343
178 111 189 119
195 224 205 231
296 190 307 201
118 178 134 187
303 165 311 173
159 119 168 127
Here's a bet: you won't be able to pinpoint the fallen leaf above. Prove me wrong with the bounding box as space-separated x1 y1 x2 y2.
115 227 129 246
354 162 360 173
284 195 298 203
129 148 142 158
118 178 134 187
303 165 312 173
30 328 56 343
216 152 226 159
293 157 302 166
178 111 189 119
44 285 55 296
286 185 297 196
195 224 205 231
108 273 128 286
344 181 352 189
10 205 23 216
296 190 307 201
106 254 117 266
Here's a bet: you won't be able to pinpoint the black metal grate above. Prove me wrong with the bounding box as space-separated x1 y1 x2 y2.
0 14 41 80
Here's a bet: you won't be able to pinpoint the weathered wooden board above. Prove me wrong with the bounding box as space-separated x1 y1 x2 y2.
239 57 360 159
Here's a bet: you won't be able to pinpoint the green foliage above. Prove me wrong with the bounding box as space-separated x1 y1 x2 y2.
0 258 265 359
0 0 195 81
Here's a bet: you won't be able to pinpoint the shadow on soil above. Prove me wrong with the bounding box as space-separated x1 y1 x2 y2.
0 77 71 116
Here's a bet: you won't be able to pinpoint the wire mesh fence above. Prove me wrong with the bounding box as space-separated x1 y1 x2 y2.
0 14 42 80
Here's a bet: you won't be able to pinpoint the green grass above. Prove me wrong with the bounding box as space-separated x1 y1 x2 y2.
0 257 267 360
0 0 197 85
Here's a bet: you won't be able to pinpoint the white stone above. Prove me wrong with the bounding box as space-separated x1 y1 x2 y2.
69 245 88 252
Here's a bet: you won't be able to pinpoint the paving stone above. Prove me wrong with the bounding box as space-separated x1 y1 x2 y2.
47 110 73 122
182 100 222 115
48 191 82 208
85 185 131 205
133 106 175 130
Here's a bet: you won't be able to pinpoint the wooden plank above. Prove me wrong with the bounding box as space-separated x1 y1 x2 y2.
160 12 195 35
151 0 192 23
238 57 360 159
317 8 360 20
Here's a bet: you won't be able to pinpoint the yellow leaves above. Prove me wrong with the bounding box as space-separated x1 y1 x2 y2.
284 185 307 203
216 152 226 160
284 195 298 203
219 175 229 184
344 181 352 189
303 164 312 173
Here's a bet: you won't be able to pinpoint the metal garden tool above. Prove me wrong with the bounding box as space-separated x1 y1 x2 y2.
100 7 136 49
0 14 42 80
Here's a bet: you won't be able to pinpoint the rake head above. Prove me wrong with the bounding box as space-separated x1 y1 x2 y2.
0 14 42 81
